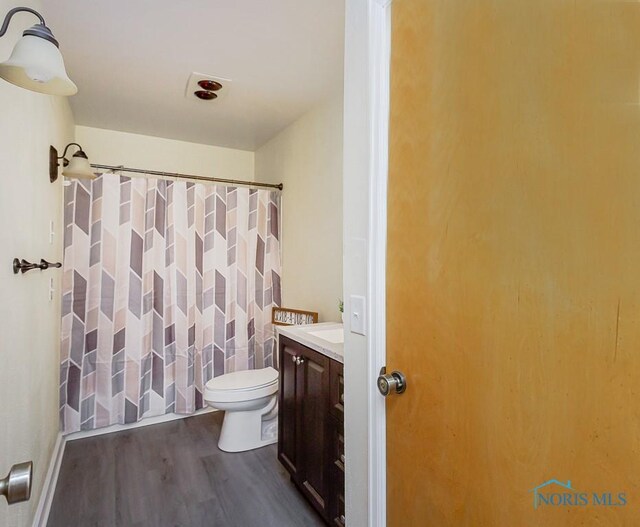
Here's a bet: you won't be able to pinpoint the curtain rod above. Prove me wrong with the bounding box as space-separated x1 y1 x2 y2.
90 163 284 191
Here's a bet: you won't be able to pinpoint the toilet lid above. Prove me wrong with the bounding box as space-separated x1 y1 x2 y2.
205 367 279 392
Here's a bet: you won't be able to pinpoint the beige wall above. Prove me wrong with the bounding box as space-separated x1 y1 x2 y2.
255 98 343 322
0 2 75 525
76 126 255 181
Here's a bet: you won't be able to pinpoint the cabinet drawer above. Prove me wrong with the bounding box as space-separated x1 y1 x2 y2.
333 494 345 526
329 359 344 421
334 423 345 473
331 463 346 526
328 415 345 525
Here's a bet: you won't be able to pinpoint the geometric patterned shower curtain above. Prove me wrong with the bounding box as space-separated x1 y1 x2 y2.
59 174 282 433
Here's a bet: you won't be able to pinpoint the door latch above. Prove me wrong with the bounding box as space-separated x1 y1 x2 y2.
377 367 407 396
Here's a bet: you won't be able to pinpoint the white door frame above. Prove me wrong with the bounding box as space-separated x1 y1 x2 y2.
367 0 392 526
343 0 391 526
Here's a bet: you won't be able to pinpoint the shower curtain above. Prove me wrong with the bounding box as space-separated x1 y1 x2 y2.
59 174 282 433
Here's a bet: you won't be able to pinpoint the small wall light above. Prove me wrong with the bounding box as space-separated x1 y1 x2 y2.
50 143 95 183
0 6 76 96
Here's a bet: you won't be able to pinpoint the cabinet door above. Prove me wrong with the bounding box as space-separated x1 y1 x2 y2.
278 337 300 476
297 345 330 517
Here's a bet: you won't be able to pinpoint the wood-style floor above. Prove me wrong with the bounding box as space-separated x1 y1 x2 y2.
47 412 325 527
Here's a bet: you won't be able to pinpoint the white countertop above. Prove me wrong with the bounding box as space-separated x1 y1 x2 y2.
276 322 344 364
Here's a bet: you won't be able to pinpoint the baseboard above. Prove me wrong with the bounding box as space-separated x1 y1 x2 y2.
65 407 217 442
31 408 217 526
32 432 66 527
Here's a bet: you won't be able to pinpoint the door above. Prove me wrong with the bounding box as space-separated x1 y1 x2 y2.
386 1 640 526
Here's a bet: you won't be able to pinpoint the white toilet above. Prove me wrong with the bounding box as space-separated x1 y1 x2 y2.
204 367 279 452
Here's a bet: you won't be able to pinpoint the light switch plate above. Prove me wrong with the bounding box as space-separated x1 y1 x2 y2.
350 295 366 335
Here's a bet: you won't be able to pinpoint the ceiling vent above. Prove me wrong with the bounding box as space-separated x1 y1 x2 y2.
185 72 230 102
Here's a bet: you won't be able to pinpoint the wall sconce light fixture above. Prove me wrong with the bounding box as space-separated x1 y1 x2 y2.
0 6 76 96
50 143 95 182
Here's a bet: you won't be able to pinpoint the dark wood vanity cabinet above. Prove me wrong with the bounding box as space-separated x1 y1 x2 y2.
278 335 345 526
279 339 301 477
328 359 345 526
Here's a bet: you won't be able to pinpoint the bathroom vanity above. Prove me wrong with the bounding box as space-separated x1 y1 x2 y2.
276 323 345 526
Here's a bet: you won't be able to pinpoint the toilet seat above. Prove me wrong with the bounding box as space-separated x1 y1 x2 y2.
204 367 279 403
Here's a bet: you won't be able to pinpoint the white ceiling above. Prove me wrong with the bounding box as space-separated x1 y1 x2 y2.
40 0 345 151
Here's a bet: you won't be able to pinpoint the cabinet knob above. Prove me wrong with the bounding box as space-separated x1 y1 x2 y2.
295 356 305 365
291 355 297 363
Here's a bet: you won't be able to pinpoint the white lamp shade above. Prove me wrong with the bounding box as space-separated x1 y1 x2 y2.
0 35 77 96
63 154 95 180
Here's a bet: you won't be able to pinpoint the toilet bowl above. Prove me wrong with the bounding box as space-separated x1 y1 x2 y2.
204 367 279 452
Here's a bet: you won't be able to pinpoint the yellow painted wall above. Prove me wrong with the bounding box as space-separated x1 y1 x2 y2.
0 2 75 525
256 98 344 322
386 1 640 525
76 126 254 182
